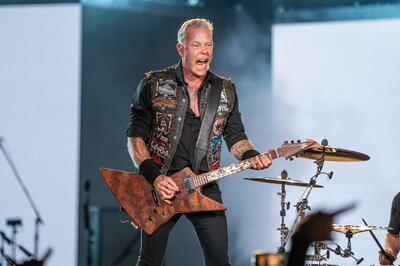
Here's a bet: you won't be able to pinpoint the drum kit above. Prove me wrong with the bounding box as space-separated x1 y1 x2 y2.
247 139 390 266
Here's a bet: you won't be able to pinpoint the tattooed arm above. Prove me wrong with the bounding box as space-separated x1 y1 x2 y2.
127 136 151 167
229 139 256 160
230 139 272 170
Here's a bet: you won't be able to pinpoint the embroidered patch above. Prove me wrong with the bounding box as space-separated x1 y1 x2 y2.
151 153 162 166
156 80 176 98
220 88 228 103
211 134 222 150
152 97 177 108
217 89 229 115
150 130 171 164
155 112 172 132
213 117 225 135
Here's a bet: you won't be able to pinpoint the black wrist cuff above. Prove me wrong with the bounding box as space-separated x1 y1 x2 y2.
139 159 161 184
242 149 260 160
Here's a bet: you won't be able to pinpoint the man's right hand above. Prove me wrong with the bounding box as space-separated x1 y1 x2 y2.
153 175 180 205
379 250 396 265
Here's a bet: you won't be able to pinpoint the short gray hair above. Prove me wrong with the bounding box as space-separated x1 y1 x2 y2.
177 18 213 44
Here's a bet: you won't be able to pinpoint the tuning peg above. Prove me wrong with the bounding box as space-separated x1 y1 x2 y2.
284 140 288 144
289 157 293 161
297 140 301 143
291 140 295 144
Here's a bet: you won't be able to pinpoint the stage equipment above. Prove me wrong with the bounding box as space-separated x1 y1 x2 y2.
0 137 43 258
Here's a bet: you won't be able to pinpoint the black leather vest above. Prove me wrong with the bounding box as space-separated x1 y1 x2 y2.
146 64 235 174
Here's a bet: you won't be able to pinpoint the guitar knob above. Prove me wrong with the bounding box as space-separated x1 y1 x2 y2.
153 209 158 213
148 216 153 221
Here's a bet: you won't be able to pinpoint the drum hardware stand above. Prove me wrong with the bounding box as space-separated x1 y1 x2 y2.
335 232 364 264
0 137 43 259
305 241 331 263
277 170 290 253
282 139 334 249
311 239 364 265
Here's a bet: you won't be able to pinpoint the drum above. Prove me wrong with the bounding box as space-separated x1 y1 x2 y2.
251 251 285 266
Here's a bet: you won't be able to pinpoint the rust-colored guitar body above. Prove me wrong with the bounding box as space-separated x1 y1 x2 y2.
100 139 319 235
100 167 226 235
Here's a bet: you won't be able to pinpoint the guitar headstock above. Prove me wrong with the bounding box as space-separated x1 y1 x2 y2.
277 139 320 160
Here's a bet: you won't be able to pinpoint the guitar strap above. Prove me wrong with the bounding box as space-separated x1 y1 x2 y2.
192 78 222 174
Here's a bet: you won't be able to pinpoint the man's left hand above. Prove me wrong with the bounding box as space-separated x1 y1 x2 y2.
250 154 272 170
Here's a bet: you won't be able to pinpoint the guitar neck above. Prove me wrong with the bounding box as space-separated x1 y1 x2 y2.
192 149 280 188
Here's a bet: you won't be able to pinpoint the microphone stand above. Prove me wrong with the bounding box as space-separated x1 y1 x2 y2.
0 231 34 260
0 230 4 266
0 137 43 259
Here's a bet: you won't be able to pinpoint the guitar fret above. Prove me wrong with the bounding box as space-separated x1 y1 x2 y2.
190 142 307 188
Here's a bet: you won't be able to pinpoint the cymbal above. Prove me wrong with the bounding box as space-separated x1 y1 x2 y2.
244 177 323 188
298 147 370 162
332 224 391 234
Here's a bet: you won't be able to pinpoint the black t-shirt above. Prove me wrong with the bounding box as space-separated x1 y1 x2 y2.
389 192 400 235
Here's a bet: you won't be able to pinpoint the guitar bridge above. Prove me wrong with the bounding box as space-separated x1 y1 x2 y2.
183 176 195 193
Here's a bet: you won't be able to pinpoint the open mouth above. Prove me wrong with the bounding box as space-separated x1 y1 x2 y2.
196 59 208 66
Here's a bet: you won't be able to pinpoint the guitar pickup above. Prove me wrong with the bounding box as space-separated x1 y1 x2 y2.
151 189 160 206
183 176 195 193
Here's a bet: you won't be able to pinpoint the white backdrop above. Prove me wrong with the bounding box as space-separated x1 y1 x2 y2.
0 4 81 265
272 19 400 265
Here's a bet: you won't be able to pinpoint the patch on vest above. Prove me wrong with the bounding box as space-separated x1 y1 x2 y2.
217 89 229 115
156 79 177 98
152 97 177 108
213 117 225 135
155 112 172 132
150 131 171 165
209 116 225 171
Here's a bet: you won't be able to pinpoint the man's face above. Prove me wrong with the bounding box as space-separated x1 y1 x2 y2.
177 27 213 78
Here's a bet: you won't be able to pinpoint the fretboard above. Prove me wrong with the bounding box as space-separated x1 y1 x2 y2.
191 149 280 188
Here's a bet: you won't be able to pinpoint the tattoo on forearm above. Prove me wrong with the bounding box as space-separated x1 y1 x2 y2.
127 137 151 167
230 140 255 160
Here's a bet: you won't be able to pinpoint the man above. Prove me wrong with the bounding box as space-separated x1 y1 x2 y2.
126 18 271 266
380 192 400 265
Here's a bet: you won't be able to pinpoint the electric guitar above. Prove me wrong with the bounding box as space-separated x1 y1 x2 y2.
100 139 319 235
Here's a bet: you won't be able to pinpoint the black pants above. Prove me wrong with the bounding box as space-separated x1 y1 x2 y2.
136 183 230 266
